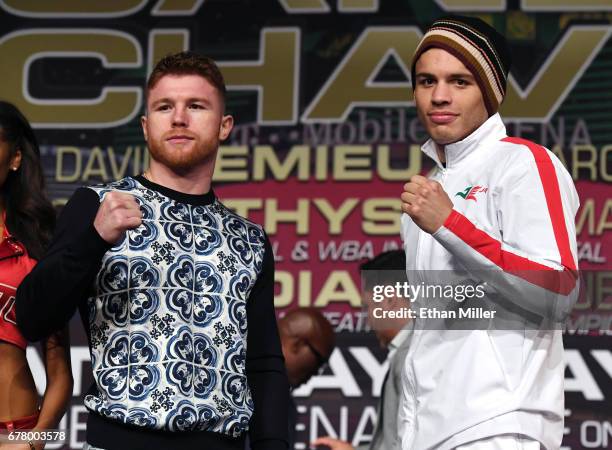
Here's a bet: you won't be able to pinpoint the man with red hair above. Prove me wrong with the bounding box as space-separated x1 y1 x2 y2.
18 52 289 450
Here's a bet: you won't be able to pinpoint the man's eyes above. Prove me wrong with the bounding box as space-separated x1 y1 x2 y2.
418 78 435 86
154 103 206 111
416 78 470 86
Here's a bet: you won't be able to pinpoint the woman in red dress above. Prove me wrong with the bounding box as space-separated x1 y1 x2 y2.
0 101 73 449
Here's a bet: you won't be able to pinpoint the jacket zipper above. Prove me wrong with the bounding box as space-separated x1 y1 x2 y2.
407 164 448 443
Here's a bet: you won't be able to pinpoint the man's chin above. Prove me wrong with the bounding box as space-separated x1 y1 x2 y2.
148 146 217 173
431 135 456 146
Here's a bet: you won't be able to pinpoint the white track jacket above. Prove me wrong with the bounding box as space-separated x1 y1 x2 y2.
399 113 579 450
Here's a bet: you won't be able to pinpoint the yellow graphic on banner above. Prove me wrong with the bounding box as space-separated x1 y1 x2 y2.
576 199 612 236
219 28 300 124
522 0 612 11
506 11 536 40
302 27 420 122
0 29 142 128
338 0 378 12
147 30 189 76
278 0 330 13
502 26 611 121
0 0 147 17
151 0 204 15
434 0 505 11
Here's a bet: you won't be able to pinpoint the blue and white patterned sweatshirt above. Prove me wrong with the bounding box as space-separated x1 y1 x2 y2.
17 175 289 450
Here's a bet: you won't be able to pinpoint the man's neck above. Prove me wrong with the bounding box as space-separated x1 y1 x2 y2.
436 143 446 165
145 162 213 195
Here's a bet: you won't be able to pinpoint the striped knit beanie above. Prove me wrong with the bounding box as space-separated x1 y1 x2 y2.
411 16 512 116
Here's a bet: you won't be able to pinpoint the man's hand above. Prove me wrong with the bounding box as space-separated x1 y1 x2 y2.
311 437 354 450
401 174 453 233
93 192 143 244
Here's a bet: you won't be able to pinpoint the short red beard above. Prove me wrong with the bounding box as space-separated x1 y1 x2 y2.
147 136 218 173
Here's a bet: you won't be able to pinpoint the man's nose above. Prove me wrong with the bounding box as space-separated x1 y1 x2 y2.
431 82 451 105
172 106 188 126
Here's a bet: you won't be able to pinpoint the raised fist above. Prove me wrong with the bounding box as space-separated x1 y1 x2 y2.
93 191 143 244
401 174 453 234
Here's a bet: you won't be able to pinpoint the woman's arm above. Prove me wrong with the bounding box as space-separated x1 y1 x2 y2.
32 327 73 449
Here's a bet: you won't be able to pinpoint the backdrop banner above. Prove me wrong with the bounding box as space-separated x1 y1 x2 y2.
1 1 610 449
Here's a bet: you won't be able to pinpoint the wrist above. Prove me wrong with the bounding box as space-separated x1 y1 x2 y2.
441 206 454 227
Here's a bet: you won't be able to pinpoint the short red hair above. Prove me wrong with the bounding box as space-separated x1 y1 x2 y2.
147 51 226 103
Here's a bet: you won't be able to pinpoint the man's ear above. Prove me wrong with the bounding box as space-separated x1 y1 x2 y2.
219 114 234 141
290 336 305 353
140 115 148 141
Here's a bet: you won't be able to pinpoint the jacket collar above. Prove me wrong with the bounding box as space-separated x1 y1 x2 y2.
421 113 507 169
388 328 411 352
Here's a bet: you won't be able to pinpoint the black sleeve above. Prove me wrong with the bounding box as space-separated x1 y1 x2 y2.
16 187 110 341
246 235 289 450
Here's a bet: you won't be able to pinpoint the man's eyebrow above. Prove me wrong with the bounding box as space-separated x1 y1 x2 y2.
150 97 213 107
415 72 475 80
187 97 213 106
449 72 475 80
150 98 171 108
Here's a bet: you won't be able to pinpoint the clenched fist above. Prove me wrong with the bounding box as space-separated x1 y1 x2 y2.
93 191 143 244
401 174 453 234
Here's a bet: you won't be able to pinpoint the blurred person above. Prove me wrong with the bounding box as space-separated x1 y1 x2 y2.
279 308 335 389
17 52 289 450
399 16 578 450
278 308 335 449
313 250 411 450
0 101 73 450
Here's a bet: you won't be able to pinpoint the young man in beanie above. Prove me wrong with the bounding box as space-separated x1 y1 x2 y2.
399 16 578 449
17 52 289 450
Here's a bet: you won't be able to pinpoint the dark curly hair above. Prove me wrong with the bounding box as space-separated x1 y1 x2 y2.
0 101 55 259
146 51 226 104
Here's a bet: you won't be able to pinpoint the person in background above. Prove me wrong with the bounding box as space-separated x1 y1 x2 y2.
312 250 411 450
0 101 73 450
278 308 335 449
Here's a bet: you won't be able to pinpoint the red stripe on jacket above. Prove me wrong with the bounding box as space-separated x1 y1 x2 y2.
442 137 577 295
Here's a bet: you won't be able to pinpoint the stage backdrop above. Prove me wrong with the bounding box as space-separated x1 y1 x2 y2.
0 1 609 449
